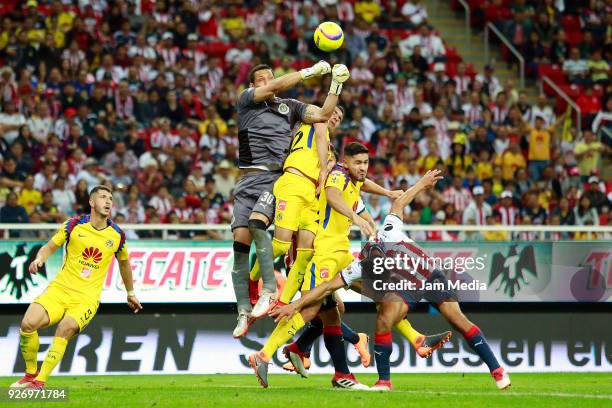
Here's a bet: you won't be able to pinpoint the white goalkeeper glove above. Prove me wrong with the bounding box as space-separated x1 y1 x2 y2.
329 64 350 95
299 60 331 80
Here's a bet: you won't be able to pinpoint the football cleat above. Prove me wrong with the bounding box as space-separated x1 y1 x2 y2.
369 379 392 391
353 333 371 367
248 279 260 306
492 367 511 390
415 330 452 358
248 352 269 388
10 372 38 388
251 290 276 319
331 373 369 390
232 312 253 338
281 357 312 374
283 343 310 378
26 380 45 389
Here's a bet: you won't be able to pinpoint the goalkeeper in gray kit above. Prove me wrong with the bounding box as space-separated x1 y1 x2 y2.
231 60 350 337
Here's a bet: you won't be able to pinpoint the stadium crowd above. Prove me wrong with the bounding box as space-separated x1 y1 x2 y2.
0 0 610 241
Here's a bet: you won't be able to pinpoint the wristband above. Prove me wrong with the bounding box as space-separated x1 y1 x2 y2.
329 80 342 96
127 290 135 297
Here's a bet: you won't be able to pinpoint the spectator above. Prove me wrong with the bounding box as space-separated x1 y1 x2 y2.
17 175 42 214
462 186 492 225
0 100 26 144
401 0 428 26
521 192 548 225
574 195 599 226
103 141 138 172
212 160 236 201
37 191 63 223
562 47 589 84
574 130 605 179
355 0 382 23
0 192 29 235
583 176 609 211
495 190 518 225
51 177 75 215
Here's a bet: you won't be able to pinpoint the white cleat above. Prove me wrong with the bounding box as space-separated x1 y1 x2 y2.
331 373 370 390
492 367 511 390
251 290 276 319
232 312 252 338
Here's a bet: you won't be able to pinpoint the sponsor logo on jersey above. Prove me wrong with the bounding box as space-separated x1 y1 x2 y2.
106 239 114 248
278 103 289 115
277 200 286 211
82 247 103 264
320 268 329 279
81 268 93 278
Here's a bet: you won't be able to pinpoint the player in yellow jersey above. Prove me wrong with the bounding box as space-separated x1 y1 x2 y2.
9 185 142 389
249 142 398 389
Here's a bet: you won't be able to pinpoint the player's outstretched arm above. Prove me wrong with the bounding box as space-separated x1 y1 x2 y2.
270 274 345 322
252 61 331 102
29 241 60 274
362 178 403 199
326 186 374 237
118 259 143 314
302 64 350 124
390 169 443 217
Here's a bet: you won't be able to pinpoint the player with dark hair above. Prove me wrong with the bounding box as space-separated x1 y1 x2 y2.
248 142 401 389
272 170 511 391
232 61 351 337
10 185 142 389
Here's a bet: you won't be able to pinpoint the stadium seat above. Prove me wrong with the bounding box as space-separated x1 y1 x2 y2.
561 15 581 31
565 31 583 47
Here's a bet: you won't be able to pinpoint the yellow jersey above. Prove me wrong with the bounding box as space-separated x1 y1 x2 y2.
50 215 129 299
314 165 363 253
283 122 329 181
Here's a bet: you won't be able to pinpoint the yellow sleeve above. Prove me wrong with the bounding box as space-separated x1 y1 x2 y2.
326 169 348 191
116 241 129 261
574 143 587 155
51 219 69 247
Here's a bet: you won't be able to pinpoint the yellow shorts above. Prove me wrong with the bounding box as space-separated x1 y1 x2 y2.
302 250 354 291
273 172 319 234
34 284 99 332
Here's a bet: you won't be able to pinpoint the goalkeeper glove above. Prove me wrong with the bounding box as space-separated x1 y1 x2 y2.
299 60 331 80
329 64 350 95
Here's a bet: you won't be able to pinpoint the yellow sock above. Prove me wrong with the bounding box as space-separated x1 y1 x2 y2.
249 237 292 281
261 312 305 359
19 329 39 375
394 319 422 348
36 337 68 382
279 248 314 304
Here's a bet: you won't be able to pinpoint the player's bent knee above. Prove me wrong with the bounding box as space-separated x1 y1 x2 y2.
21 303 49 332
248 218 268 232
55 317 79 339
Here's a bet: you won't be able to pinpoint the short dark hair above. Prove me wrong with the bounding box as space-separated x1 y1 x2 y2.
344 142 369 157
336 105 345 116
90 185 112 198
248 64 272 83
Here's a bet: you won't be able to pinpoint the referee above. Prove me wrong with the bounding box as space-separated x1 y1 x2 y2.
231 61 350 337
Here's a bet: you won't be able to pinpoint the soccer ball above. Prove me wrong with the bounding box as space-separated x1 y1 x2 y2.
313 21 344 52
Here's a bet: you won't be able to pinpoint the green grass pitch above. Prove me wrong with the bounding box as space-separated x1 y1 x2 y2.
2 373 611 407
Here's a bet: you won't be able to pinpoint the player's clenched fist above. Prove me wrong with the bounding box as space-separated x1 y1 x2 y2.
329 64 350 95
299 60 332 80
29 258 44 274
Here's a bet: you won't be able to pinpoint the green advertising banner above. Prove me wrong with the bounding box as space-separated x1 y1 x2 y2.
0 240 610 304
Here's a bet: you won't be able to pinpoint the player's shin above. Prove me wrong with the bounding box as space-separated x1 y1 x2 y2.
248 220 276 295
261 312 306 359
19 329 40 375
374 332 392 381
231 242 252 314
279 248 313 304
323 325 351 375
463 324 501 372
35 337 68 383
250 237 292 282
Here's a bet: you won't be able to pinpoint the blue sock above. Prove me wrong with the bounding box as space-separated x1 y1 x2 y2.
323 325 350 375
341 321 360 345
464 325 500 372
296 318 322 355
374 332 392 381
